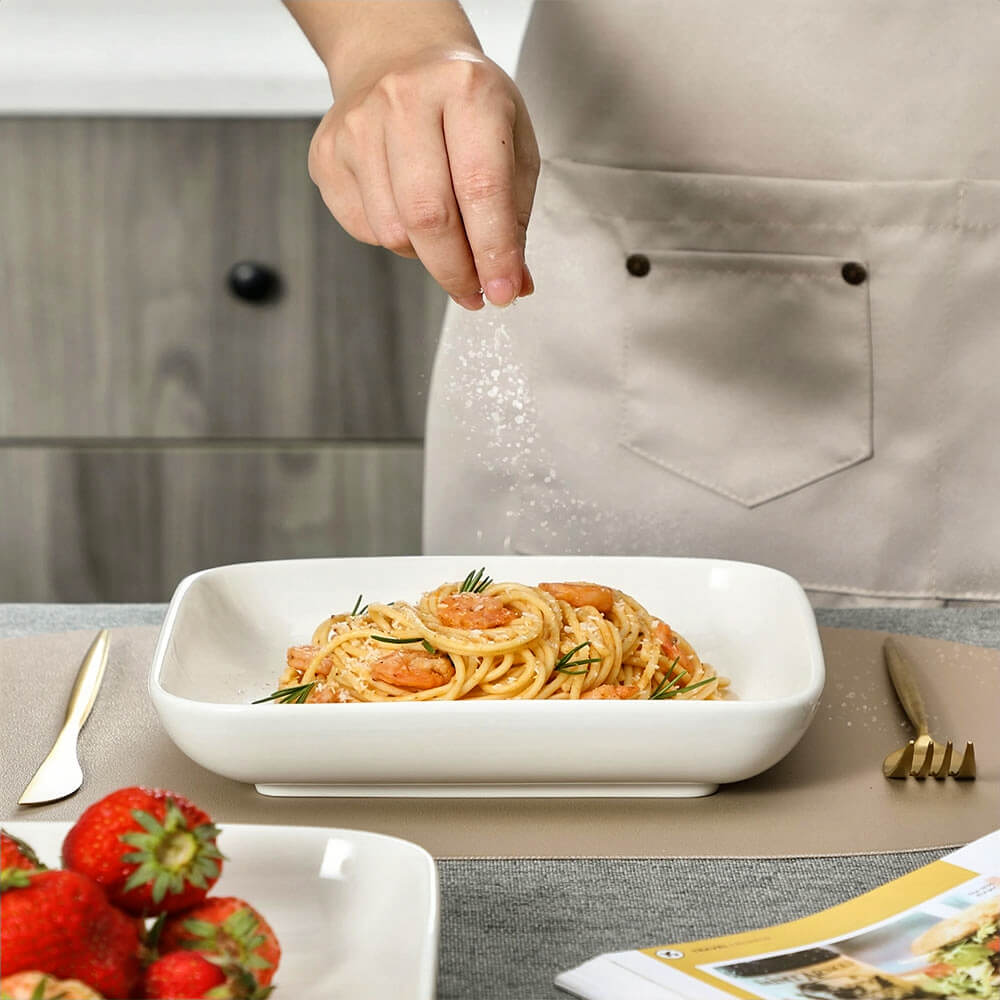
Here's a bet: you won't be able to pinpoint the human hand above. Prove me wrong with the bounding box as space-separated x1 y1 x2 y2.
308 46 539 310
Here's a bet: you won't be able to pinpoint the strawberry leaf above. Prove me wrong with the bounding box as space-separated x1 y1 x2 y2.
145 911 168 951
184 917 222 938
151 869 173 903
0 868 34 892
123 860 160 894
130 808 166 836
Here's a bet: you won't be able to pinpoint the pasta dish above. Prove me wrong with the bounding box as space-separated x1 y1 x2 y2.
258 570 729 705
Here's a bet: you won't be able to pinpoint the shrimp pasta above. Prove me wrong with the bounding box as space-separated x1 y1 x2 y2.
261 572 729 705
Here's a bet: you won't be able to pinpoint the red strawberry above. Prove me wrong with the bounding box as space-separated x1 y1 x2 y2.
0 868 142 998
1 830 46 873
62 786 223 915
160 897 281 990
143 951 226 999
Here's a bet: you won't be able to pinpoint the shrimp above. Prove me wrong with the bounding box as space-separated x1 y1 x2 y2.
370 650 455 690
305 684 354 704
539 582 615 615
653 621 679 657
437 592 518 629
285 644 333 679
286 645 317 675
653 620 697 679
581 684 640 700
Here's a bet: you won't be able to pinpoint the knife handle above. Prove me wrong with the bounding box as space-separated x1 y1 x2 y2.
62 629 111 735
883 637 929 736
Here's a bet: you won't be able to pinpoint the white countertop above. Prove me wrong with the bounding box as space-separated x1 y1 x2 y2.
0 0 532 116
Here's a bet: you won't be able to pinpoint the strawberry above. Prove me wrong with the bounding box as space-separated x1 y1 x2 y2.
0 868 141 998
160 897 280 991
62 787 223 915
142 951 226 999
0 831 46 874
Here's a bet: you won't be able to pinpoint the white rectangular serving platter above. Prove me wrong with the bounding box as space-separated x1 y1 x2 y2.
149 556 826 797
2 821 438 1000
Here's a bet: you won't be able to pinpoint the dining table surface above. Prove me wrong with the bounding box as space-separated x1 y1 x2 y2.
2 601 998 1000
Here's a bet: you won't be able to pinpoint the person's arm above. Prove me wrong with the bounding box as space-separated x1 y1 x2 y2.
284 1 539 308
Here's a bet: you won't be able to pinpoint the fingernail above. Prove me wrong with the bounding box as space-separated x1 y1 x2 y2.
453 293 484 311
521 266 535 297
485 278 517 307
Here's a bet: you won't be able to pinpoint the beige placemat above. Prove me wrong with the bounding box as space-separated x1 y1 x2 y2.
1 626 996 857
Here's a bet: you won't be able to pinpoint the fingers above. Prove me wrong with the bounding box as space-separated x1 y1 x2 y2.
308 58 541 309
384 105 485 308
312 106 419 259
351 136 418 260
308 111 386 251
443 97 525 307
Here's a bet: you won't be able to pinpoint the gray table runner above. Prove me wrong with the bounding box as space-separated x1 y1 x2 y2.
1 605 996 999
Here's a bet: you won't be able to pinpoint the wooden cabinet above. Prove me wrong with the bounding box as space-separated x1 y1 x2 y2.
0 445 423 602
0 119 446 599
0 118 444 439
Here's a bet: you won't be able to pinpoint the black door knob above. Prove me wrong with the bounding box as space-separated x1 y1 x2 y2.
227 261 282 303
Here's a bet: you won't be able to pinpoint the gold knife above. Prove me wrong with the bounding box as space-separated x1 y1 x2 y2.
18 629 111 805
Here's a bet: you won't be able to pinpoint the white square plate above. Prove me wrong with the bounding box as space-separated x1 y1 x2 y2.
149 556 825 797
1 821 438 1000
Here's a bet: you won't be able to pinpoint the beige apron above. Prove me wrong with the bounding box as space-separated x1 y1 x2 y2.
424 0 1000 605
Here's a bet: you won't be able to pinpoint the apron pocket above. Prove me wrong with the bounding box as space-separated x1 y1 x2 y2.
621 248 872 506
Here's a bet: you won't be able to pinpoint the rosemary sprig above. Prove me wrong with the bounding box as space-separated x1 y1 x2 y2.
557 658 603 674
655 676 718 699
369 634 439 653
555 641 590 667
459 567 492 593
252 682 316 704
554 641 603 674
649 656 682 700
350 594 368 616
649 658 717 700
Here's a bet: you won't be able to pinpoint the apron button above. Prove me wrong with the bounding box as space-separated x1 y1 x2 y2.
841 261 868 285
626 253 651 277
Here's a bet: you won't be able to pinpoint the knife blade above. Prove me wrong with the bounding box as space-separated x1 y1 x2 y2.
18 629 111 805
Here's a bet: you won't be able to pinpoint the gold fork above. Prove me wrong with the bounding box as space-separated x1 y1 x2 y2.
881 637 976 780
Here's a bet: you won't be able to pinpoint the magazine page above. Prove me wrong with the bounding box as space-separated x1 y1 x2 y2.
556 830 1000 1000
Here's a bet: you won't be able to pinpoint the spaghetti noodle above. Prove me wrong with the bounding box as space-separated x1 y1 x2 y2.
262 572 729 704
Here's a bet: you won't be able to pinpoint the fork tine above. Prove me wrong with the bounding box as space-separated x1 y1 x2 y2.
932 741 953 780
913 741 934 779
886 740 916 778
952 742 977 780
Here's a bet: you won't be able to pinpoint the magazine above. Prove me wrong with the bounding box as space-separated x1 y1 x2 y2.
556 830 1000 1000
